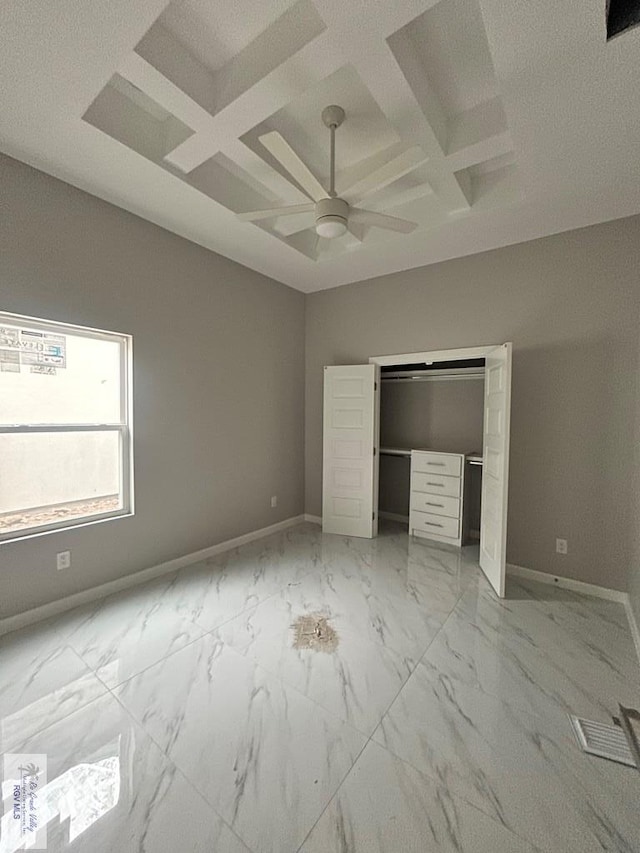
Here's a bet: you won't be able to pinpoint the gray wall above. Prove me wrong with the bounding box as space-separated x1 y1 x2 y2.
630 331 640 627
305 215 640 590
379 379 484 518
0 155 305 619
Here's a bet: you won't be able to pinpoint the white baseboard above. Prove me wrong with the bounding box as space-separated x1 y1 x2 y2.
507 563 628 603
304 513 322 524
0 514 306 637
508 563 640 670
379 511 409 523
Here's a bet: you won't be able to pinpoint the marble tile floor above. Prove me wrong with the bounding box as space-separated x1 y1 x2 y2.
1 521 639 852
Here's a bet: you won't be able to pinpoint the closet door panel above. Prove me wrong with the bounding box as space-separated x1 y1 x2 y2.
322 364 379 538
479 342 512 597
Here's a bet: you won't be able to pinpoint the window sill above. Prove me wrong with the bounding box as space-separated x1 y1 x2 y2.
0 509 135 546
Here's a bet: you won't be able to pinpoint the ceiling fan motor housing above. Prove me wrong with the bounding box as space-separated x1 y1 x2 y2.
321 105 345 129
315 197 348 238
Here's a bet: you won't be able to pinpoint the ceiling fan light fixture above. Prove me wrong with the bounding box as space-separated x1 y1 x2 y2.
315 197 348 239
316 215 347 238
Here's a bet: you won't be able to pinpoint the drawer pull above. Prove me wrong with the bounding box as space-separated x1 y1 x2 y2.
427 461 445 466
425 522 443 528
426 481 444 487
425 502 444 507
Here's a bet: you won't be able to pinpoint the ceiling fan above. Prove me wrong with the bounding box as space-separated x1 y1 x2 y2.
237 105 424 249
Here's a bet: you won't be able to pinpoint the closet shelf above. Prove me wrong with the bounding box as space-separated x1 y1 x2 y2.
380 447 484 465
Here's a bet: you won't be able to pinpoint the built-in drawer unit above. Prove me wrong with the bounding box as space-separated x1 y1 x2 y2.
410 510 460 540
411 452 462 478
411 493 460 518
411 471 462 498
410 450 464 546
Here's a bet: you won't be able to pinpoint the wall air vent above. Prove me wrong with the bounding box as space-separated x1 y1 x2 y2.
606 0 640 40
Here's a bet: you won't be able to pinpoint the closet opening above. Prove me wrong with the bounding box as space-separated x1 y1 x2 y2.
322 342 511 595
378 357 485 547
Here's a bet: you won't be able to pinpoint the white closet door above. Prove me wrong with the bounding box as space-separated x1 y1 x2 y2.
479 342 512 597
322 364 379 537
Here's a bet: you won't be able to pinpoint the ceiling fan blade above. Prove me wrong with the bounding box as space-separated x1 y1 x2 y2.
350 208 418 234
237 203 314 222
259 131 327 202
340 147 427 203
347 222 365 242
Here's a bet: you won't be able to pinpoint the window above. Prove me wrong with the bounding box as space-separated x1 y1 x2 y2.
0 312 133 541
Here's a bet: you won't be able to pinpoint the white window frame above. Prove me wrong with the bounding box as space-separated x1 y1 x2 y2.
0 311 134 543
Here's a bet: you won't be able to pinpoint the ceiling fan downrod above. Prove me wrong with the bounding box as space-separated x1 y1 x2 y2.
321 105 345 199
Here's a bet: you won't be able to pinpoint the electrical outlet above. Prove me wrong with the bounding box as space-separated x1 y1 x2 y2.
271 495 278 508
56 550 71 571
555 538 568 555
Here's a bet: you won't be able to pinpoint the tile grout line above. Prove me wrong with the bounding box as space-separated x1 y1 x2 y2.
369 574 640 853
293 562 473 852
6 546 324 752
469 576 640 718
3 643 253 853
103 632 364 853
60 542 326 694
103 666 256 853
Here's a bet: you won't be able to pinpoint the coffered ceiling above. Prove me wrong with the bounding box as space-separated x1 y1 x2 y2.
1 0 639 292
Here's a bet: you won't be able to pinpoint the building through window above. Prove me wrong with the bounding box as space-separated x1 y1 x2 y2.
0 312 133 541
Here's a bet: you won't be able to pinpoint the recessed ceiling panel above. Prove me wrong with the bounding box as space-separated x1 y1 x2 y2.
160 0 299 72
136 0 326 116
407 0 498 117
241 65 400 190
387 0 510 159
83 75 194 163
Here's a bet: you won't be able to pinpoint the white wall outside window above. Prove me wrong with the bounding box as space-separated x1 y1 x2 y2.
0 312 133 541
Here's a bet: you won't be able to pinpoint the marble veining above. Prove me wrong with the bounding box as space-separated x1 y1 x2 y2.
0 692 250 853
0 622 107 753
114 639 366 853
54 574 207 689
214 579 415 735
299 740 544 853
422 576 640 723
1 519 638 853
374 659 640 853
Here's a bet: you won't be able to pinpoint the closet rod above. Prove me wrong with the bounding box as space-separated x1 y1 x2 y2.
380 447 412 458
381 372 484 383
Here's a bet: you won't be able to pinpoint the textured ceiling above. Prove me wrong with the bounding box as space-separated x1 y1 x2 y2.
1 0 639 291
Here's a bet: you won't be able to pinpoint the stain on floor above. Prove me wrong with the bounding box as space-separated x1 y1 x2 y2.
291 613 339 653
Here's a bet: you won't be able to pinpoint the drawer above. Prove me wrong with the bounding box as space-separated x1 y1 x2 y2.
410 510 459 540
411 471 461 498
411 492 460 519
412 451 462 477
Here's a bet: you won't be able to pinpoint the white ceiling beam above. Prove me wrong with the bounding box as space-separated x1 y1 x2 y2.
127 26 339 175
345 44 471 213
118 52 218 136
117 53 314 203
